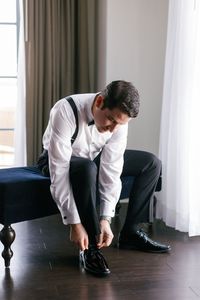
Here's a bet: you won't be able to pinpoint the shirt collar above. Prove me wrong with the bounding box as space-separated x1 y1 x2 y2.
88 120 95 126
85 93 98 125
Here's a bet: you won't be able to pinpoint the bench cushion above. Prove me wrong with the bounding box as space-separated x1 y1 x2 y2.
0 167 58 225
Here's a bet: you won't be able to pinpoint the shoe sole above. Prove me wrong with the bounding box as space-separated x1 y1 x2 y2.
117 243 171 253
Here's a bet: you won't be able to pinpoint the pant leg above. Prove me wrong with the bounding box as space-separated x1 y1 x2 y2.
120 149 161 235
69 156 101 244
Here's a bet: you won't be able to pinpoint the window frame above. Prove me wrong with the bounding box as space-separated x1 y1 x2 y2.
0 0 19 167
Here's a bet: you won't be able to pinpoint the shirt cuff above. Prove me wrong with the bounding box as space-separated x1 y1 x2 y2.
60 209 81 225
100 201 116 218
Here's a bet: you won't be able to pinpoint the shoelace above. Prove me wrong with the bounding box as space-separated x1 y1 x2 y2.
137 229 148 241
87 246 109 268
137 229 160 246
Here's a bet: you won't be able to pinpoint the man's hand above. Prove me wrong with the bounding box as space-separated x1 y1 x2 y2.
70 223 89 251
97 220 114 249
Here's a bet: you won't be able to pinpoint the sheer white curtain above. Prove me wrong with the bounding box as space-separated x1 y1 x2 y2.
14 0 27 166
158 0 200 236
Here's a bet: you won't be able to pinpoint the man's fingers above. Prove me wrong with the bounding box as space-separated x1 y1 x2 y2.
98 242 105 249
104 235 113 247
84 236 89 250
97 233 113 248
79 241 84 251
79 236 89 251
79 240 86 251
69 223 89 251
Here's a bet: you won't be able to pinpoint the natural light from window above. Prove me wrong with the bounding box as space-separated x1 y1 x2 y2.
0 0 18 168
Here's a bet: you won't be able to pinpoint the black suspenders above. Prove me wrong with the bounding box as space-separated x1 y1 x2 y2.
65 96 79 145
37 96 79 176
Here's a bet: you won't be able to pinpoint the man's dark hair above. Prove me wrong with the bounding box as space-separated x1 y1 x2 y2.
100 80 140 118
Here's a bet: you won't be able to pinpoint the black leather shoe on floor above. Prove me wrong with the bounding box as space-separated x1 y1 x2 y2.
79 245 110 276
118 229 171 253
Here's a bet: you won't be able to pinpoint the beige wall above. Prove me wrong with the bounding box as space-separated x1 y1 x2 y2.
97 0 169 155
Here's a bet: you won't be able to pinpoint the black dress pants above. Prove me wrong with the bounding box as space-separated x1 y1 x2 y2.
69 150 161 243
120 150 161 235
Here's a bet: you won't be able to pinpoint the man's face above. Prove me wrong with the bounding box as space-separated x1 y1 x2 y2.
93 95 131 133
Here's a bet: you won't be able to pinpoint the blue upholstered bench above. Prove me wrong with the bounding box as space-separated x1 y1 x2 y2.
0 166 160 268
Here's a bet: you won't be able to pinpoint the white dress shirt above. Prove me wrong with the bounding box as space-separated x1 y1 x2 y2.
42 93 128 225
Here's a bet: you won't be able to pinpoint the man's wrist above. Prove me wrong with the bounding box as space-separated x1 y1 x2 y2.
70 223 82 228
100 216 112 224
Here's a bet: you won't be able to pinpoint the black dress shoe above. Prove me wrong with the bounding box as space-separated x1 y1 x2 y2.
118 229 171 253
79 245 110 276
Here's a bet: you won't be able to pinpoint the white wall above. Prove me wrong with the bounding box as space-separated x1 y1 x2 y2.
97 0 169 155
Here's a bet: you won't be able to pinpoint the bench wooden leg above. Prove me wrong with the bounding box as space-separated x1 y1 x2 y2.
0 225 16 268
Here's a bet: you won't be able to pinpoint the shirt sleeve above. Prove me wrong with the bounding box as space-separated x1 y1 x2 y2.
47 101 81 225
98 124 128 217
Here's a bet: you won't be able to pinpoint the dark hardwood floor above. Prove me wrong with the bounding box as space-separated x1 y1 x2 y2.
1 203 200 300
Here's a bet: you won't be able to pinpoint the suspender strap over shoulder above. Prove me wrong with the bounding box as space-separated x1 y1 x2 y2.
65 96 79 145
37 96 79 176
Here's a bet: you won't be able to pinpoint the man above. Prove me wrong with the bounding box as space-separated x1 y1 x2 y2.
39 80 171 276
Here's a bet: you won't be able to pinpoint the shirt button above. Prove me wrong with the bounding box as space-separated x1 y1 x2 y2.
63 216 67 220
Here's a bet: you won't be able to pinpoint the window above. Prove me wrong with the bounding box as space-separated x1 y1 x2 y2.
0 0 18 167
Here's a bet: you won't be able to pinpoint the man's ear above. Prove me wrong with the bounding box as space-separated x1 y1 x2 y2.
95 95 104 108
